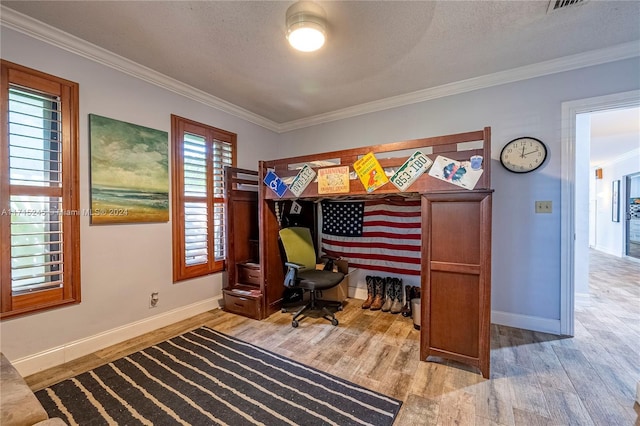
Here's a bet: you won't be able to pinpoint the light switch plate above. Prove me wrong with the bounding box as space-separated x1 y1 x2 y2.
535 201 552 213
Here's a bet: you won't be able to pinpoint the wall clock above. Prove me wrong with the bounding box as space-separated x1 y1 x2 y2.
499 137 547 173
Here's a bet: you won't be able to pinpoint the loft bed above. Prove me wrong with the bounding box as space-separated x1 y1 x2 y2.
255 127 493 378
260 128 492 200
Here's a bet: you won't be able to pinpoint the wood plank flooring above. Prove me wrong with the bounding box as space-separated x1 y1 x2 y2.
26 250 640 425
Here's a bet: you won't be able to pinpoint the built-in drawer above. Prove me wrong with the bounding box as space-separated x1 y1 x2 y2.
223 290 262 319
237 263 261 285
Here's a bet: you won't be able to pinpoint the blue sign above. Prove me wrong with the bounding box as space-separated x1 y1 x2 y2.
263 170 288 197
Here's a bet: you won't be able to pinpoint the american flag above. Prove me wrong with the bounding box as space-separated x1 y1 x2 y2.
320 199 422 275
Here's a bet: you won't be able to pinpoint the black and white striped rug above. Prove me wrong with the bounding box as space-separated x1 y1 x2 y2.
36 327 402 425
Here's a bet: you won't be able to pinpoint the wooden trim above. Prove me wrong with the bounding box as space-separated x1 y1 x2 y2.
1 60 81 318
429 261 480 275
0 62 11 313
171 115 236 282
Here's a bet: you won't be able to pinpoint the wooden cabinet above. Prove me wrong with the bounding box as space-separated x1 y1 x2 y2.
421 191 492 378
222 167 264 319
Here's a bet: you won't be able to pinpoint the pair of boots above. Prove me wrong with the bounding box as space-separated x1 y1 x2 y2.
400 285 421 317
361 276 403 314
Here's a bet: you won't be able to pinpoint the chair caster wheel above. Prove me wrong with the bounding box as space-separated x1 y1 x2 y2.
337 305 343 311
292 320 299 328
331 319 339 326
281 308 287 313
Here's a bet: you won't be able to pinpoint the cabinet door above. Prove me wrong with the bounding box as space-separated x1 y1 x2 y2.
421 191 492 378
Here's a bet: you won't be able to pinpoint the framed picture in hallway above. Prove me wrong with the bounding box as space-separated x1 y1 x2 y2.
612 180 620 222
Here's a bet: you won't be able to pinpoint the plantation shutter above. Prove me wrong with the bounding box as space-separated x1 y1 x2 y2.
212 139 233 260
171 115 236 282
183 133 208 266
1 60 81 318
8 87 64 294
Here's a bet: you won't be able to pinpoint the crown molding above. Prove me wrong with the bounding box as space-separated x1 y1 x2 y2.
0 6 281 133
592 147 640 168
2 5 638 134
278 41 640 132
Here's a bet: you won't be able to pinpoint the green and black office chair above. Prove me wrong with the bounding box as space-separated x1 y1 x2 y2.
279 227 344 328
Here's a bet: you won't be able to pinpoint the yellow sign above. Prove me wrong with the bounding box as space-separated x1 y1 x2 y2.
353 152 388 193
317 166 350 194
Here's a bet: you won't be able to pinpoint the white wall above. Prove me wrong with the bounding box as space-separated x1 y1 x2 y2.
0 28 282 373
575 113 591 296
591 146 640 256
1 24 639 371
279 57 640 333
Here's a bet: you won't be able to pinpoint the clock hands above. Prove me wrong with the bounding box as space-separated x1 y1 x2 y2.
523 149 539 156
521 145 525 158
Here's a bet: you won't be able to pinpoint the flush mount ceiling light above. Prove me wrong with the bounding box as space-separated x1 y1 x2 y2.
286 1 327 52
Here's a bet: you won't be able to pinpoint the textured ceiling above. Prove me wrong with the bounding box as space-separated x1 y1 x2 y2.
2 0 640 125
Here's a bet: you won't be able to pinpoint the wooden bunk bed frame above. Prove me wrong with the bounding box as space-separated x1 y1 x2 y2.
256 127 493 378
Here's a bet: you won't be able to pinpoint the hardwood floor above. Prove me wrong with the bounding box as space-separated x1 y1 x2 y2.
26 249 640 425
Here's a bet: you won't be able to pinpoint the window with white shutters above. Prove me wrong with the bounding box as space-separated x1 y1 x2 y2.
171 115 235 282
1 60 81 318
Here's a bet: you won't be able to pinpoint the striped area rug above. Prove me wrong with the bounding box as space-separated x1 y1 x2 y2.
35 327 402 425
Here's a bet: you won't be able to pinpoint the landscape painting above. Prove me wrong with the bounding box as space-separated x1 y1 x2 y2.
89 114 169 224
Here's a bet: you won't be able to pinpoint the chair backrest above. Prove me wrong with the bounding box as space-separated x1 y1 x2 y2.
279 227 317 270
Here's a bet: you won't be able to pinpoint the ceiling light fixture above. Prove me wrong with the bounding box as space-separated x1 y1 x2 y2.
286 1 327 52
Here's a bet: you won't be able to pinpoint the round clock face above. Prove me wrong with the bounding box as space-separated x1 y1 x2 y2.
500 137 547 173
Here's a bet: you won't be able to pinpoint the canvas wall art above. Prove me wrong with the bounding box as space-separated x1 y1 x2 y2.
89 114 169 224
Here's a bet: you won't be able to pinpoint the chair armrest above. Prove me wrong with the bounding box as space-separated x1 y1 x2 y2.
285 262 305 270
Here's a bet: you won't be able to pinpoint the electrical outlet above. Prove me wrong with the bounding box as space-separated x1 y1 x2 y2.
535 201 552 214
149 292 159 308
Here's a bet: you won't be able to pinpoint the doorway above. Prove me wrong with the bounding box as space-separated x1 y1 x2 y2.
560 90 640 336
627 173 640 259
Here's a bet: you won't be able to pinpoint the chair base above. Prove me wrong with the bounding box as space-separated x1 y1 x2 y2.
282 290 342 327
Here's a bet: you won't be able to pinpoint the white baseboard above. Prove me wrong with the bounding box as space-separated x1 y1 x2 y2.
491 310 562 335
12 296 222 377
593 245 621 257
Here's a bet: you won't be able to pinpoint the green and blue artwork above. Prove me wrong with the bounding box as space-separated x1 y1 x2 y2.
89 114 169 224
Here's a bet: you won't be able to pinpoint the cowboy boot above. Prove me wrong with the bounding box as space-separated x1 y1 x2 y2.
390 278 404 314
370 276 385 310
400 284 413 317
361 275 375 309
381 277 394 312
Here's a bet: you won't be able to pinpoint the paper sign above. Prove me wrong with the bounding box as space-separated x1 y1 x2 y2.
263 170 288 197
428 155 483 190
288 164 316 197
317 166 350 194
290 200 302 214
353 152 389 193
390 150 433 191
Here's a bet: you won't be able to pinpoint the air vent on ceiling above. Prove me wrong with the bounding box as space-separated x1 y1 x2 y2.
547 0 589 13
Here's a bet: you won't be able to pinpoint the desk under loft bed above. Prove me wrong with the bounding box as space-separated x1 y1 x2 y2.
228 128 493 378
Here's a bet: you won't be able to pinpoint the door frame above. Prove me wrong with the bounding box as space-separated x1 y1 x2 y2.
560 89 640 336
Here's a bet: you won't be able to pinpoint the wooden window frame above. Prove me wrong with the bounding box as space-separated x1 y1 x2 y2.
171 115 236 282
0 60 81 319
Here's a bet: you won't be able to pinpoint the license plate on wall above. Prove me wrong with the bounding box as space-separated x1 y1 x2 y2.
390 151 433 191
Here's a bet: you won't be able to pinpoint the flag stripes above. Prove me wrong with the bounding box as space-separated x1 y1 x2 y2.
321 199 422 276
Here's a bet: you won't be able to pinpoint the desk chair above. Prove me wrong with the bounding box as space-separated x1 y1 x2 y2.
279 227 344 328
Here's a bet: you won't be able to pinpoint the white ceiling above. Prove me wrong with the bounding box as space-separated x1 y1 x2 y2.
2 0 639 128
589 106 640 167
2 0 639 164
